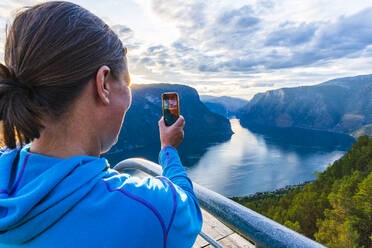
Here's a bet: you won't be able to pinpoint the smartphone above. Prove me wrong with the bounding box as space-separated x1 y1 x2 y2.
162 92 180 126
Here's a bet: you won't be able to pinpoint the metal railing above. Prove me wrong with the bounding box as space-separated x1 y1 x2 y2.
114 158 327 248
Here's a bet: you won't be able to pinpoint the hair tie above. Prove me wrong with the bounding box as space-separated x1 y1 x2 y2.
0 79 34 91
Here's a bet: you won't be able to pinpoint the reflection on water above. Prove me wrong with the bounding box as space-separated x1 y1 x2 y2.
104 119 354 197
184 119 354 197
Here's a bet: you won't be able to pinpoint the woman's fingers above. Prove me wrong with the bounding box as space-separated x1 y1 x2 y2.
158 116 166 128
158 115 185 148
174 115 185 128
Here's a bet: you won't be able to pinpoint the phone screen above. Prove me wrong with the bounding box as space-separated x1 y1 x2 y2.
162 93 179 126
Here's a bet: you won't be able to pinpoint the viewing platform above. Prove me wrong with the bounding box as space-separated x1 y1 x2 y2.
193 209 254 247
114 158 327 248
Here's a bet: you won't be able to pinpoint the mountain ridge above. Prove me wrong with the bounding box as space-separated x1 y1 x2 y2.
200 95 249 118
237 74 372 136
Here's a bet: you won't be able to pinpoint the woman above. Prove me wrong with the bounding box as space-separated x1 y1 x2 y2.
0 1 202 247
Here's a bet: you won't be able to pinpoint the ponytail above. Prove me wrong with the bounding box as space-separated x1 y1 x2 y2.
0 63 44 149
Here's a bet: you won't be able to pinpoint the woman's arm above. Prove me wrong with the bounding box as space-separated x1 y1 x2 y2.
157 116 203 247
157 145 203 247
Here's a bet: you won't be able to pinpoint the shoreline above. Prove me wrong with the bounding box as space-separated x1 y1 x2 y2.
230 180 313 202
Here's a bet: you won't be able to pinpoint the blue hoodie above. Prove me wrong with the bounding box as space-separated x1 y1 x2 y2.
0 144 203 247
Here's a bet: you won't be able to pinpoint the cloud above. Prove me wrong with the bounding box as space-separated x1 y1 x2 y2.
111 24 141 49
198 64 220 72
111 24 132 36
218 58 261 72
147 45 167 55
264 7 372 69
265 22 318 47
239 82 275 88
129 1 264 77
202 5 261 50
139 57 155 66
256 0 275 11
2 0 372 99
151 0 206 29
126 0 372 93
217 5 259 27
315 7 372 55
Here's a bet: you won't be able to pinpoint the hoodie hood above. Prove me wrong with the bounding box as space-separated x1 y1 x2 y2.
0 145 109 245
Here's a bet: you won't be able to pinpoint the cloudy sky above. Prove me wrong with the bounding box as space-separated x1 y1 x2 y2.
1 0 372 99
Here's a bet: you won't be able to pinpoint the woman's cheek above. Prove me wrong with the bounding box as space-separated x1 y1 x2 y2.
125 87 132 110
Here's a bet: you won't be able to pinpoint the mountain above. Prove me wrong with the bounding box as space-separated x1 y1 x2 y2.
237 74 372 135
352 124 372 138
200 95 249 118
104 83 233 165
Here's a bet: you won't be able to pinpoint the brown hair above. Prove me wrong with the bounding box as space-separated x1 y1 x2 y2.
0 1 125 149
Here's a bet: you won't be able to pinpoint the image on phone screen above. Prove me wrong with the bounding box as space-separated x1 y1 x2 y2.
163 93 179 126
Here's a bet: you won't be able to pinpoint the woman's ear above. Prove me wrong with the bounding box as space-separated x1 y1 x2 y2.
95 65 111 105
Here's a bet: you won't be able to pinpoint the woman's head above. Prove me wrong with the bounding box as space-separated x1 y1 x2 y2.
0 1 131 152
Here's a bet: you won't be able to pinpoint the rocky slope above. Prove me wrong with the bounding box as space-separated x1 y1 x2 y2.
237 74 372 135
200 95 249 118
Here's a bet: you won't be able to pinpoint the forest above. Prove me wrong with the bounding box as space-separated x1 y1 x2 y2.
232 135 372 248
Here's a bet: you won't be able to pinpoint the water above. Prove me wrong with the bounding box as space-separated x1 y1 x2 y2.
104 119 355 197
184 119 354 197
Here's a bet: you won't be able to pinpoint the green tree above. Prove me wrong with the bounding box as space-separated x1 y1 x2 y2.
232 136 372 247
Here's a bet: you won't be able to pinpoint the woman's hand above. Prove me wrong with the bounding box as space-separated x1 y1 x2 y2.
158 115 185 149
